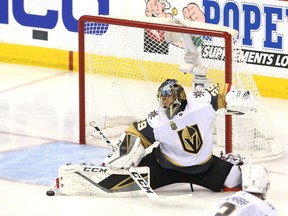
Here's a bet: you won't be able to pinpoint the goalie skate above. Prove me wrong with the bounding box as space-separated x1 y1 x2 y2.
220 152 249 166
56 164 150 197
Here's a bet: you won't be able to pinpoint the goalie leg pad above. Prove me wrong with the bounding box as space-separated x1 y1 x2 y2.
102 133 145 169
58 164 150 196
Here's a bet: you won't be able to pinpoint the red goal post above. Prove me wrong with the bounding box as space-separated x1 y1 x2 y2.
78 15 284 161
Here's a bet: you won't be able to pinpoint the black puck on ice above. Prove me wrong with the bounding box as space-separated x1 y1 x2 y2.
46 189 55 196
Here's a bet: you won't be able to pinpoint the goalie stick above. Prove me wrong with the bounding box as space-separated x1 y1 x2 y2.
89 121 111 145
128 166 192 201
89 121 193 201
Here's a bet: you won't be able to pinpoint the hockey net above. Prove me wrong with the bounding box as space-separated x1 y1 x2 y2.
78 15 284 161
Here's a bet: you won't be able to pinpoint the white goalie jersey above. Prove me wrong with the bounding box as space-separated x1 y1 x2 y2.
211 191 278 216
126 83 231 170
148 90 215 167
125 82 256 172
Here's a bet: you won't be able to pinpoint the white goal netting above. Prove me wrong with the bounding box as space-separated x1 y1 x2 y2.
79 15 285 161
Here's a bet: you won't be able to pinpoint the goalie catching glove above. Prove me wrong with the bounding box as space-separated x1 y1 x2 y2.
225 89 257 115
102 133 145 169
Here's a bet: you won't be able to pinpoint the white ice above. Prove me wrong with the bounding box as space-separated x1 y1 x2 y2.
0 63 287 216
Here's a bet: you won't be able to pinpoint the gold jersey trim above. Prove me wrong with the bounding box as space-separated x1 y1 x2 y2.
125 124 153 149
160 148 213 167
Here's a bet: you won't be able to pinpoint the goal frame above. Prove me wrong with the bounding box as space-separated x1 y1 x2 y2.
78 15 233 153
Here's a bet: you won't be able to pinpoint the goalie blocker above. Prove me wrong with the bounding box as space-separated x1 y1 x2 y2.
225 88 257 115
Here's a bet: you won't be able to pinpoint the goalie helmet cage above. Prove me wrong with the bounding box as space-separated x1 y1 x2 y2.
78 15 284 162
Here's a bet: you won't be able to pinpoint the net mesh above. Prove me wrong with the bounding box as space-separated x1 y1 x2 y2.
79 16 284 161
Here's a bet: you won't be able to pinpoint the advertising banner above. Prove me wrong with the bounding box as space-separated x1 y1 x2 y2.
0 0 287 77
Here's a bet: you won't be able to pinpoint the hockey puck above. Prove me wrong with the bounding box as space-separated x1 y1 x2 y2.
46 189 55 196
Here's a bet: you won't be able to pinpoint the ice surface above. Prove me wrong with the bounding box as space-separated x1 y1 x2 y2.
0 63 287 216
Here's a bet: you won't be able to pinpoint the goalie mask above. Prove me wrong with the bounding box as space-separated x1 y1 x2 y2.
157 79 187 119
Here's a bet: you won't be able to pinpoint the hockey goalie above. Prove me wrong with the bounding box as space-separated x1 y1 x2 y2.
55 26 256 198
56 78 256 198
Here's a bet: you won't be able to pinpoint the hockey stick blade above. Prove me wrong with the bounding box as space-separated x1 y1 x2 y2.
128 166 192 201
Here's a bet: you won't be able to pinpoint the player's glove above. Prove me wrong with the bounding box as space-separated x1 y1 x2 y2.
102 133 145 169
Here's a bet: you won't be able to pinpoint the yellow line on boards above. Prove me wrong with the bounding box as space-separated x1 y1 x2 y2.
0 43 287 99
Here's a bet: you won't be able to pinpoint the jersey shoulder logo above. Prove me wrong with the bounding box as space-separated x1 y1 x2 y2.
193 90 205 98
177 124 203 154
148 110 158 119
